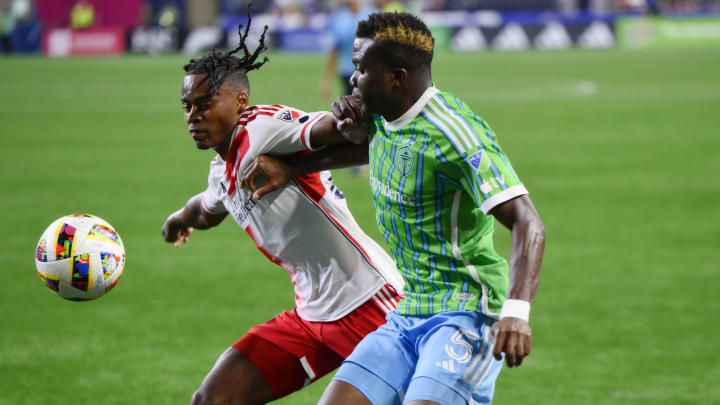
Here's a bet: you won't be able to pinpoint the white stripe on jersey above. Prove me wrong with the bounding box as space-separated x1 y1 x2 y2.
372 296 391 314
422 105 468 154
372 285 400 314
425 99 475 153
380 285 398 308
431 96 482 149
299 356 316 385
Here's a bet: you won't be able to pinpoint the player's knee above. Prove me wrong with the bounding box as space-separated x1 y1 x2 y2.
190 388 230 405
191 385 262 405
190 389 204 405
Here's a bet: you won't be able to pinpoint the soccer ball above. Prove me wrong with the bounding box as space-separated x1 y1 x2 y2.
35 214 125 301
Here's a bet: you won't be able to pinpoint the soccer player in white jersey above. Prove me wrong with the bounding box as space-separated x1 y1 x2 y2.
161 17 404 405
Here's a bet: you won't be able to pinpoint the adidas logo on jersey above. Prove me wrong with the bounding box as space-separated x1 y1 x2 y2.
278 109 301 122
436 359 456 372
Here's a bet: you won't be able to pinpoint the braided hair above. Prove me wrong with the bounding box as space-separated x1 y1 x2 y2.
183 7 269 94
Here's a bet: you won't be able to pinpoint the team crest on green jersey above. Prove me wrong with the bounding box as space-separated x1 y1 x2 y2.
468 150 491 173
395 146 416 176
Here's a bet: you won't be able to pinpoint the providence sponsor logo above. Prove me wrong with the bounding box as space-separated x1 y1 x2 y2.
370 177 416 205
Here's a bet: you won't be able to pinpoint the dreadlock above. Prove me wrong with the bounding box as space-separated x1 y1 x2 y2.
183 6 269 94
356 12 434 71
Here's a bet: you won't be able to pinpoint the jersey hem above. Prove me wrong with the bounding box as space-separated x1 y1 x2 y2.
480 185 528 214
394 303 501 319
295 279 387 322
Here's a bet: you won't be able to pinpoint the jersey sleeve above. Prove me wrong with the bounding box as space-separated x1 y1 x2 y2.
463 119 528 214
201 160 228 215
245 106 331 155
441 115 527 215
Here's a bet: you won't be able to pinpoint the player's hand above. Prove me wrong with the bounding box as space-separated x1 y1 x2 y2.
491 317 532 368
332 95 371 144
161 214 194 247
240 154 293 200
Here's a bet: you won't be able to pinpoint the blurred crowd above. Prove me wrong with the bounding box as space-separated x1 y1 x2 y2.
223 0 720 14
1 0 719 33
1 0 719 54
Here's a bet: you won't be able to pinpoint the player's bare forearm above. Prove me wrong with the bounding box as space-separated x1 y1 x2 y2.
309 96 372 148
490 195 545 303
286 141 369 176
310 109 372 147
242 91 371 201
241 142 368 200
176 193 226 230
489 194 545 367
162 193 226 245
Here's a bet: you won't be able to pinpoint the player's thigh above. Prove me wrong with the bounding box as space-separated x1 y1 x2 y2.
407 314 502 405
329 315 414 405
192 347 271 405
233 330 343 400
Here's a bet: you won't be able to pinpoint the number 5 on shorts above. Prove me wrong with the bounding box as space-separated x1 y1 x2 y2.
444 328 480 363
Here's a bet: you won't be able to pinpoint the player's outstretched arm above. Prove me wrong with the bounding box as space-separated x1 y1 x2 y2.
162 193 227 247
240 141 369 200
308 95 374 147
241 94 372 200
488 195 546 368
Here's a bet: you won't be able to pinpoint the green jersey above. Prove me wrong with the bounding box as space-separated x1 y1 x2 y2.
368 87 528 317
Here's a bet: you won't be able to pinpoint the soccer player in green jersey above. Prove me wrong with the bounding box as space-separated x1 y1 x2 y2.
241 12 545 405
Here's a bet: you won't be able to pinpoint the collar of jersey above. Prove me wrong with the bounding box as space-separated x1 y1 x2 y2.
384 86 439 131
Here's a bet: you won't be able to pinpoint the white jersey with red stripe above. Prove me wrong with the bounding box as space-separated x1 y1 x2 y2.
201 104 404 322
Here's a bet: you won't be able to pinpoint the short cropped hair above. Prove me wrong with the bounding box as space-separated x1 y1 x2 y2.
356 12 434 70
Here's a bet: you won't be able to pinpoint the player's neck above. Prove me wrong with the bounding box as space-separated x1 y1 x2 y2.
214 127 235 161
384 80 432 122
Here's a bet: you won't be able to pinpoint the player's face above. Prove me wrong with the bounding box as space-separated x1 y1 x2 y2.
350 38 394 116
181 74 245 153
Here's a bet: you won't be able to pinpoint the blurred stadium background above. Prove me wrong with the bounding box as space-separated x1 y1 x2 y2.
1 0 719 404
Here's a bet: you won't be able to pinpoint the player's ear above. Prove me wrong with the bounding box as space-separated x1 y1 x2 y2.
236 91 249 112
391 67 408 88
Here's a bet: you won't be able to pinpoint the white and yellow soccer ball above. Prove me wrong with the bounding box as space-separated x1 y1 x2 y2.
35 214 125 301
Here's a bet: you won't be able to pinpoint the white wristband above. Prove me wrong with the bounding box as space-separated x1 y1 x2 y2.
500 299 530 322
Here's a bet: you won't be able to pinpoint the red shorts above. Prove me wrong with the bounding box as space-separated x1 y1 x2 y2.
232 284 402 400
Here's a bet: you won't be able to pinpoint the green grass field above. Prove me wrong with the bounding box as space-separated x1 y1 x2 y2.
1 47 719 404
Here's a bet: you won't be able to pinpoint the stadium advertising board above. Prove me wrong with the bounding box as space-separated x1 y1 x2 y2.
35 0 143 29
43 28 126 57
214 11 615 53
617 16 720 48
130 27 178 54
448 20 615 51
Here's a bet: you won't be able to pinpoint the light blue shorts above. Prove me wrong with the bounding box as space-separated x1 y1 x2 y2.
333 310 503 405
